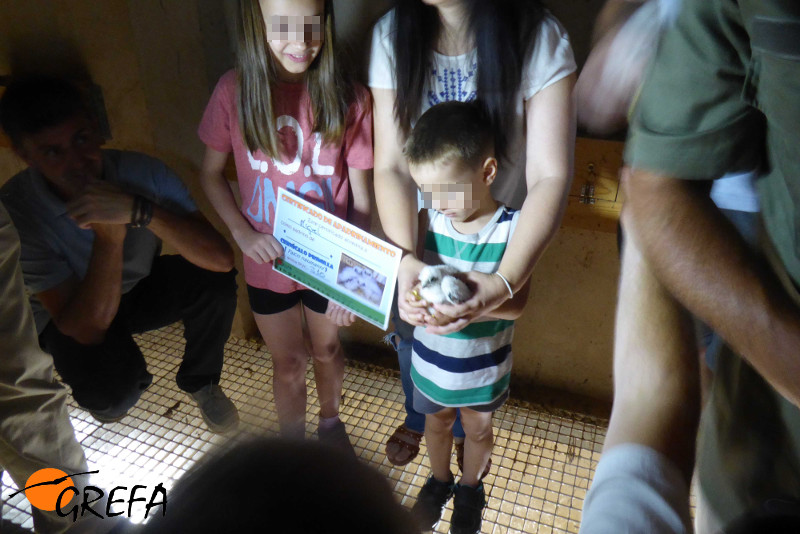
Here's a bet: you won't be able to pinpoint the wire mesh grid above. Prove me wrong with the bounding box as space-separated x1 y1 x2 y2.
1 323 608 533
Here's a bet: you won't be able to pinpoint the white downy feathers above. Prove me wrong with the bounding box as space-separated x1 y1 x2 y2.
417 265 472 305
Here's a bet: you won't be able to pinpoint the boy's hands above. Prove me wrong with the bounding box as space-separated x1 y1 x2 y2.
403 279 465 331
326 302 357 327
233 226 284 264
397 255 428 326
399 255 461 328
399 258 513 333
405 271 511 335
427 271 509 334
399 256 491 332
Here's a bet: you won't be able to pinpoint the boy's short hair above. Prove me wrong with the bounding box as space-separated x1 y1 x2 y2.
404 101 494 169
0 75 91 148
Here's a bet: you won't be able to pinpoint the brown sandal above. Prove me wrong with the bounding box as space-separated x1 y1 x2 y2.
385 423 423 466
455 441 492 480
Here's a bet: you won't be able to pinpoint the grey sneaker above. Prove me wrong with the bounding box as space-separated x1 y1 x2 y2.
189 384 239 433
89 409 128 424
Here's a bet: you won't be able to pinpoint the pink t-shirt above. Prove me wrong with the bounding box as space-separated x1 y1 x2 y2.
198 70 373 292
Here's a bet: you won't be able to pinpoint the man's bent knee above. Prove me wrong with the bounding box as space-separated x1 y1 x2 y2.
194 267 238 303
73 372 152 419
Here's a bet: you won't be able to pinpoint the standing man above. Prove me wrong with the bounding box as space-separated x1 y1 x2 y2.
581 0 800 532
0 76 239 433
0 202 126 533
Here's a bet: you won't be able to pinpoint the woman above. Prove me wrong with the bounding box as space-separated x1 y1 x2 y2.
369 0 576 468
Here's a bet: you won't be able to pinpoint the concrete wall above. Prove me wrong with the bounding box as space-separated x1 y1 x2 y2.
0 0 617 405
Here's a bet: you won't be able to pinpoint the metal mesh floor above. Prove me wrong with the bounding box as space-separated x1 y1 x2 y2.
1 323 607 533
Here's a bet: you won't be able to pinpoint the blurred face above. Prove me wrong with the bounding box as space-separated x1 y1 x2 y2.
16 113 103 200
410 158 493 223
261 0 325 82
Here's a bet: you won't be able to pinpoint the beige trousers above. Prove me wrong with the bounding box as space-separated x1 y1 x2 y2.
0 203 104 533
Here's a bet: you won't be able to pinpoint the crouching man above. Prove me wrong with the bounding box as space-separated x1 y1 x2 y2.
0 75 239 433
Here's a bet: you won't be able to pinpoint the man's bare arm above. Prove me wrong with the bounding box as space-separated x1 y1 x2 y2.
626 168 800 407
68 180 234 273
603 224 699 483
38 223 126 345
147 208 234 273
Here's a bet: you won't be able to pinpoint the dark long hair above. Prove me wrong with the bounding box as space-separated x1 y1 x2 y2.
235 0 351 159
392 0 545 160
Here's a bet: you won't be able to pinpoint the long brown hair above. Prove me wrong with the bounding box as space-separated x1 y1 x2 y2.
392 0 544 161
235 0 351 160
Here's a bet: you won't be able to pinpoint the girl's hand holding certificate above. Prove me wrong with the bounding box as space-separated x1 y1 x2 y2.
326 302 357 327
233 225 284 265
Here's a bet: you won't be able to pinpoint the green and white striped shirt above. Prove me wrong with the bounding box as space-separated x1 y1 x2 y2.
411 205 519 407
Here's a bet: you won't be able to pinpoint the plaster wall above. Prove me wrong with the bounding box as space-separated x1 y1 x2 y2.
0 0 616 404
0 0 154 177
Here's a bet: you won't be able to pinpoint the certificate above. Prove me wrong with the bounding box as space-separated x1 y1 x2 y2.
272 188 401 330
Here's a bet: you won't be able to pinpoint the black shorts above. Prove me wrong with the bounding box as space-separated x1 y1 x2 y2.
247 286 328 315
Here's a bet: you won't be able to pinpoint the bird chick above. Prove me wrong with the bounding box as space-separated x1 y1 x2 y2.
417 265 472 306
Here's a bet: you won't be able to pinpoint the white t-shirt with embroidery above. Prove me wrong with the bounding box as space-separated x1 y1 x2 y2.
369 9 576 209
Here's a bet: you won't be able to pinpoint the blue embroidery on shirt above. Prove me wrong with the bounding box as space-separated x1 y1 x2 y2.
427 59 478 107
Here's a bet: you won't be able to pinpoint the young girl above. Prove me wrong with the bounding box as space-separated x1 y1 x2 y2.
369 0 576 468
198 0 373 449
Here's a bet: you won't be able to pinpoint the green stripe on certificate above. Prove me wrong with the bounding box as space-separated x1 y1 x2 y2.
274 260 386 324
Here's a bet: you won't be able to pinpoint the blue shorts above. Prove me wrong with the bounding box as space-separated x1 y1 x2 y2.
412 384 508 414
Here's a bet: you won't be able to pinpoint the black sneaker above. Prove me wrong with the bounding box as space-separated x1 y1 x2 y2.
449 482 486 534
411 474 455 531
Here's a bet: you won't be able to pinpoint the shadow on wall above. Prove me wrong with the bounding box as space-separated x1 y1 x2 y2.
333 0 393 80
6 36 91 82
4 39 112 142
0 37 95 180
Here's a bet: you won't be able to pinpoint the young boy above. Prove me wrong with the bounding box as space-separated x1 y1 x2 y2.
403 101 532 534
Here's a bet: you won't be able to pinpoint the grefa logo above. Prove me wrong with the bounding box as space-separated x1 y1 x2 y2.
10 468 166 522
